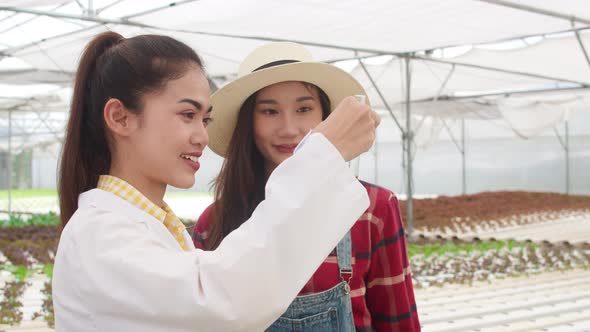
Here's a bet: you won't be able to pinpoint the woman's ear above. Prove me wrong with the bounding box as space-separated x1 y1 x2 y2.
103 98 138 137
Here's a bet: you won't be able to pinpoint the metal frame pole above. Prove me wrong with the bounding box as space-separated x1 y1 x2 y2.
553 123 570 195
462 118 466 195
404 56 414 236
441 119 466 194
476 0 590 26
357 58 405 132
0 5 396 57
8 110 12 213
574 29 590 69
414 86 590 102
374 127 379 184
565 121 570 195
414 55 589 87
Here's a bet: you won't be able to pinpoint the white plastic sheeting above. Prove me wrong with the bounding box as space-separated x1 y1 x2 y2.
497 94 579 138
449 31 590 86
0 83 68 153
350 57 559 108
365 103 590 196
129 0 590 54
1 0 589 79
0 0 588 195
360 84 590 143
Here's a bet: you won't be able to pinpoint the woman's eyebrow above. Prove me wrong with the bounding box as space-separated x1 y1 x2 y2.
256 99 278 105
178 98 212 113
296 96 314 102
257 96 314 104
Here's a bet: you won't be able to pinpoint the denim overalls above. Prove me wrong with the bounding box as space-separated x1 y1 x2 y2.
265 231 355 332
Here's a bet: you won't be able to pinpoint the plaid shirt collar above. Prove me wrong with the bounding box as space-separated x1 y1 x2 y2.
97 175 188 250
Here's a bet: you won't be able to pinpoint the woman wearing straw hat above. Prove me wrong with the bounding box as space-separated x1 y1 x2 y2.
193 42 420 331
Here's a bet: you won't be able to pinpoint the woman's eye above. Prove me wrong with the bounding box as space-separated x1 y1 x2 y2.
203 117 213 127
182 112 196 119
298 107 312 113
261 109 278 115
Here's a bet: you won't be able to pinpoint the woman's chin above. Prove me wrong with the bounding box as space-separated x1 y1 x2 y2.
169 176 196 189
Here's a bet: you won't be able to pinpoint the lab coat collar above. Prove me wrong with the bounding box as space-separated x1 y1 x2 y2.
78 189 195 251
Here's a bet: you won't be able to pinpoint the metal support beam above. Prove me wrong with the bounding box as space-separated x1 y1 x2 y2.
413 55 590 87
414 85 590 102
553 122 571 195
7 110 12 213
565 121 570 195
441 119 466 195
326 53 385 64
442 119 463 154
343 27 590 61
1 25 100 56
476 0 590 26
461 118 466 195
0 13 38 35
326 26 590 72
404 56 414 236
553 127 566 149
0 131 63 139
0 11 17 24
120 0 200 20
75 0 86 11
0 2 73 37
574 30 590 69
33 109 64 143
401 134 406 195
374 127 379 184
0 6 147 26
434 64 456 101
357 57 405 133
136 28 400 57
3 1 590 70
96 0 125 15
1 1 200 55
0 3 399 57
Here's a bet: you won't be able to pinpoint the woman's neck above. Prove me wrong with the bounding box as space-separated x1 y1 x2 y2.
264 160 278 179
109 163 166 207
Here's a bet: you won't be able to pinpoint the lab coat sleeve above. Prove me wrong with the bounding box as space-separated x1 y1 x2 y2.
74 133 369 332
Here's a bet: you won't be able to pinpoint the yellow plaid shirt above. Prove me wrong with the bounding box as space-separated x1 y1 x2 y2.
97 175 188 251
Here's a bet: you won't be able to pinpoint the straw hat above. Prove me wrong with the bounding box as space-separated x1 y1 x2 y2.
207 42 368 157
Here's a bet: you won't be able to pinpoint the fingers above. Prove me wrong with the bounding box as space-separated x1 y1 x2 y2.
371 110 381 128
314 95 379 161
352 96 378 152
351 95 380 129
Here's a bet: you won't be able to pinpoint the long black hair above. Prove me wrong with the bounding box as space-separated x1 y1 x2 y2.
59 31 203 227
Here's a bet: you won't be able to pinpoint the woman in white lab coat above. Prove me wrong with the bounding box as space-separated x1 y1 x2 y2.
52 31 379 331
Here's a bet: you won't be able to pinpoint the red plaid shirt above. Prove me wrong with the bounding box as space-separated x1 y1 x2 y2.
193 181 420 331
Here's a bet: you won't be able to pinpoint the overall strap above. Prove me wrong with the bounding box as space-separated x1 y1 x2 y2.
335 230 353 285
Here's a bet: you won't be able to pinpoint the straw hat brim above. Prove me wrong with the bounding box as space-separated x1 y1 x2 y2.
207 61 368 157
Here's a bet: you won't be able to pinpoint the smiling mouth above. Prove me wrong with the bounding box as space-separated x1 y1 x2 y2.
275 144 297 153
180 154 199 162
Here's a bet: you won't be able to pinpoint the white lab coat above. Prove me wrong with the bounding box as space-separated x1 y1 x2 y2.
53 133 369 332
